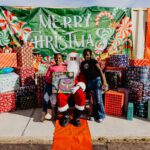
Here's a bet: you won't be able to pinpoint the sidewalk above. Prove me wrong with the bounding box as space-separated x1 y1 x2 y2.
0 108 150 149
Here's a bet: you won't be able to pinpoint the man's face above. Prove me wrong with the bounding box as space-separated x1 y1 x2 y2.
70 56 76 61
54 54 63 65
84 51 91 60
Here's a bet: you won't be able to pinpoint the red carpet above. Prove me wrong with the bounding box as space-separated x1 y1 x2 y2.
52 119 92 150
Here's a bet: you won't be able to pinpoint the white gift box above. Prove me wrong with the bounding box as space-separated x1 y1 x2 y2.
0 72 20 93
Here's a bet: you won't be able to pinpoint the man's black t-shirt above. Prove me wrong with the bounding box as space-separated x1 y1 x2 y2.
81 59 100 80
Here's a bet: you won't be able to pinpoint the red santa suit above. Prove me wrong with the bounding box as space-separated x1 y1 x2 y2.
57 52 86 112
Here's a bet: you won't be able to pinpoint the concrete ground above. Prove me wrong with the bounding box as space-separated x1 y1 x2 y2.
0 108 150 150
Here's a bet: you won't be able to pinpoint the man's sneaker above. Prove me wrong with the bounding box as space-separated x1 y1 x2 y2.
45 113 52 120
72 118 81 127
59 115 71 127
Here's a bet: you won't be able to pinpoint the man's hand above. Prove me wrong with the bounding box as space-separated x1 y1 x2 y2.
71 86 80 94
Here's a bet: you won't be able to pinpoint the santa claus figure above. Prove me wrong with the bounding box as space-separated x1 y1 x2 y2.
57 51 86 127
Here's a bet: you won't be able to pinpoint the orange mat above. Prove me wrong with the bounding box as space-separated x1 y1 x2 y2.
52 119 92 150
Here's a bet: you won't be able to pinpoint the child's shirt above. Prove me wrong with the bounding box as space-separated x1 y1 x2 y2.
81 59 100 80
45 64 67 84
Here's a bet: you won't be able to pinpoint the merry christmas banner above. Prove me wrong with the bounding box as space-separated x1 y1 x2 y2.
0 6 132 61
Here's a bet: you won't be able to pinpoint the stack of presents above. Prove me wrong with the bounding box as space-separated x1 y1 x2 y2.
0 48 150 121
105 54 150 120
0 45 46 113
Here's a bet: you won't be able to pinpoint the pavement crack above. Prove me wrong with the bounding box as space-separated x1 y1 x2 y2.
21 109 36 136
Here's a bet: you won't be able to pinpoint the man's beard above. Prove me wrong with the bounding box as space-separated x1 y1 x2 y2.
67 61 80 78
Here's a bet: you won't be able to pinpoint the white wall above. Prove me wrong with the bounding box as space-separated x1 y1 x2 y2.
132 9 148 59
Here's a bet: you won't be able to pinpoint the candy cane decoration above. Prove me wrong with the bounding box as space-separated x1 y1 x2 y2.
123 38 132 47
95 11 114 26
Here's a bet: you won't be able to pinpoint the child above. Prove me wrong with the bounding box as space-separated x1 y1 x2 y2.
80 49 108 122
41 53 67 122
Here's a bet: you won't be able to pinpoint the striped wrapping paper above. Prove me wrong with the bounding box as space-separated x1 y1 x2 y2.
0 72 20 93
0 53 17 68
0 92 16 113
16 67 35 86
16 45 33 67
110 54 129 67
130 59 150 66
126 66 150 83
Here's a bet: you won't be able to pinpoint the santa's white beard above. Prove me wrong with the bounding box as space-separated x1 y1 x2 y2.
67 61 80 78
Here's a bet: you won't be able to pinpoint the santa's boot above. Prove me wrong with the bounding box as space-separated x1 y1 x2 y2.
59 111 70 127
72 109 82 127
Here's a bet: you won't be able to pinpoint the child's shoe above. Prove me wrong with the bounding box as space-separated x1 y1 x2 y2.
97 118 104 123
45 113 52 120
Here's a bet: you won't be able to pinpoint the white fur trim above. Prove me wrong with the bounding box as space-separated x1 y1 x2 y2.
76 82 86 91
58 104 69 112
75 104 85 111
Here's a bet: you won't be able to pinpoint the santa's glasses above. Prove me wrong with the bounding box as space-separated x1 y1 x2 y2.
70 57 76 61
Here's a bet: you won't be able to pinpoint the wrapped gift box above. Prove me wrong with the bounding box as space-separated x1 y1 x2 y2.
37 92 43 108
35 72 46 93
130 59 150 66
0 92 16 113
109 54 129 67
0 53 17 68
117 88 129 115
106 66 127 87
142 82 150 102
0 72 20 93
134 101 148 118
148 101 150 120
35 73 46 108
17 95 37 110
105 90 124 116
16 45 33 67
128 81 143 102
126 66 150 83
105 70 123 89
17 67 35 86
16 86 36 97
127 102 134 120
52 72 74 93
